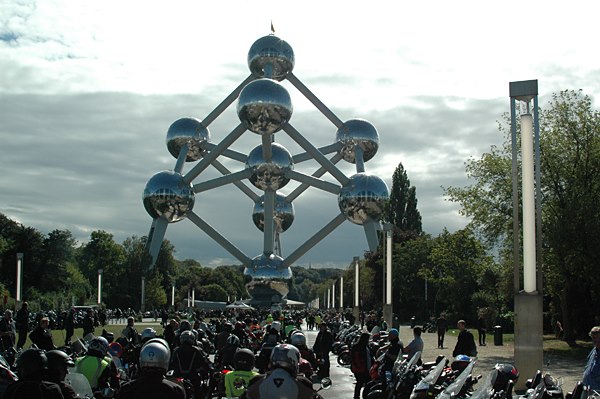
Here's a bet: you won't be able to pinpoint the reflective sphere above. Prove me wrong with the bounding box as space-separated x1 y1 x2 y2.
244 253 292 301
166 117 210 161
248 35 294 81
143 171 194 223
246 143 293 190
237 79 292 135
252 193 295 232
338 173 389 225
336 119 379 163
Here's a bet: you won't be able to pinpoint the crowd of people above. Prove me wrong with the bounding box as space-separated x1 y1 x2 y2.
0 302 599 398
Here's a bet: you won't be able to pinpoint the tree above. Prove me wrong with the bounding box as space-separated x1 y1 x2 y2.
144 271 167 309
386 163 422 235
40 229 76 291
445 90 600 340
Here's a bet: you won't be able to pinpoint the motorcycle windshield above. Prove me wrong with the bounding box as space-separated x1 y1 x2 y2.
438 360 477 399
469 369 498 399
66 371 94 398
420 356 447 384
393 351 422 375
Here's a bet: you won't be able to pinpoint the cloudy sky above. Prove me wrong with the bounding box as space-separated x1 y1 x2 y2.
1 0 599 269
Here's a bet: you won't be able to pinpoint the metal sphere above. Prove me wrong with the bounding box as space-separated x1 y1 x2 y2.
336 119 379 163
246 143 293 190
237 78 293 135
252 192 295 232
244 253 292 301
338 173 389 225
143 170 194 223
166 117 210 161
248 35 294 81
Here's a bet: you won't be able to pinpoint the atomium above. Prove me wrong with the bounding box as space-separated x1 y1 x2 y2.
143 170 194 223
166 117 210 162
246 142 293 190
143 33 390 306
237 78 293 135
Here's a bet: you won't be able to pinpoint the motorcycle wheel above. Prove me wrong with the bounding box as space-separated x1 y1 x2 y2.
337 351 352 366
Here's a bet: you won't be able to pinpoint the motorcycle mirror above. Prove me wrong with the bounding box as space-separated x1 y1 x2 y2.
321 377 332 390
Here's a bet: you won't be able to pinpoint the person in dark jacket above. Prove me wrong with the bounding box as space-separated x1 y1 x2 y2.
29 317 56 351
452 320 477 357
351 332 372 399
15 302 29 350
4 348 64 399
312 322 334 378
45 350 79 399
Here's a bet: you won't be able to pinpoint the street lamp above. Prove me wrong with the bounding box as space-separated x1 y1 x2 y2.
509 79 543 390
16 253 23 307
97 269 103 305
383 223 393 326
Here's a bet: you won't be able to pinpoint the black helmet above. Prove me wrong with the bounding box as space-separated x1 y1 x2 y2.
493 363 519 391
17 348 48 379
46 350 74 377
234 348 255 371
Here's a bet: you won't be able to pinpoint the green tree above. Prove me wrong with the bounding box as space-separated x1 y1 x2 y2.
386 163 422 234
445 90 600 340
145 271 167 309
41 229 76 291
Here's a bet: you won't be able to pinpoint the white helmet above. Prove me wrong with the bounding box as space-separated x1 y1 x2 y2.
140 341 171 372
180 330 196 345
141 327 157 342
270 344 300 375
290 332 306 347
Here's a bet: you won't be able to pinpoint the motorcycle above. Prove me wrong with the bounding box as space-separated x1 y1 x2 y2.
520 370 564 399
435 358 478 399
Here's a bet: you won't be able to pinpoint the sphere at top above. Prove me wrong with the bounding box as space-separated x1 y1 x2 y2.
143 170 194 223
336 119 379 163
338 173 389 225
252 192 295 233
166 117 210 162
244 253 292 300
237 79 293 135
248 35 295 81
246 142 293 190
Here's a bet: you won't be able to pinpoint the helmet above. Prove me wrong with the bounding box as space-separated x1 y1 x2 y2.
180 330 196 345
234 348 255 371
144 338 170 352
388 328 399 337
271 321 281 332
179 320 191 332
235 322 244 330
141 327 157 342
89 337 109 356
290 332 306 347
493 363 519 391
223 322 233 333
226 334 240 347
451 355 472 372
108 342 123 358
196 329 207 339
140 341 171 372
101 329 115 343
17 348 48 379
270 344 300 375
46 350 74 376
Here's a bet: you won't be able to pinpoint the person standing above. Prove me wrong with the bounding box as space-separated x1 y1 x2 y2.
0 310 16 351
452 320 477 357
15 302 29 350
350 332 372 399
583 326 600 390
29 317 56 351
64 308 75 346
477 314 487 346
82 309 95 338
313 322 334 378
436 314 448 349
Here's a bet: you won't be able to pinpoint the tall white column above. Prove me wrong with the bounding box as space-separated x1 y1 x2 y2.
332 282 335 309
16 253 23 304
171 284 175 307
340 276 344 309
191 289 195 308
521 112 536 293
386 229 393 305
97 269 103 305
141 277 146 311
354 257 359 307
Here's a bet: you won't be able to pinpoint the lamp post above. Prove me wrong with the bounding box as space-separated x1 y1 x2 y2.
331 282 335 309
97 269 103 305
510 79 543 390
383 223 393 327
353 256 360 325
16 253 23 308
171 283 175 308
339 276 343 310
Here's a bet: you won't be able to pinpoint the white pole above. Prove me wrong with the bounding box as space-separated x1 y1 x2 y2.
340 276 344 309
327 288 330 309
355 257 359 307
16 253 23 304
332 282 335 309
521 112 537 293
191 289 195 308
171 285 175 307
97 269 103 305
141 277 145 311
386 229 393 305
